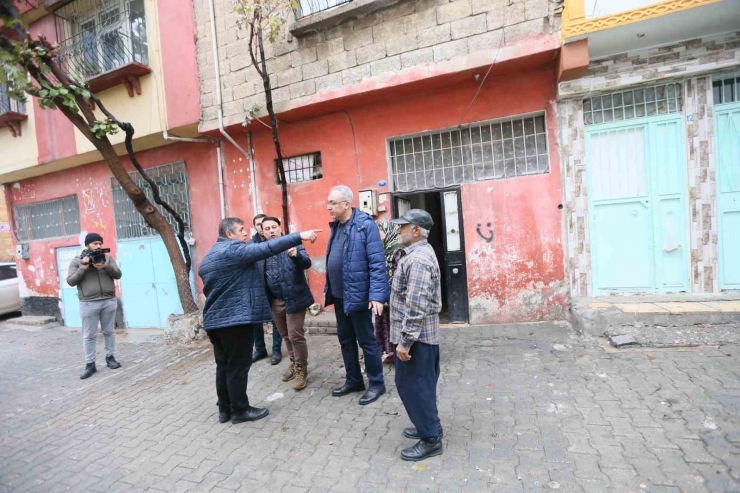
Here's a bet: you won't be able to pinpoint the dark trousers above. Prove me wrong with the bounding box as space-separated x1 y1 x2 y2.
394 342 441 440
253 322 282 354
207 324 255 415
334 298 384 387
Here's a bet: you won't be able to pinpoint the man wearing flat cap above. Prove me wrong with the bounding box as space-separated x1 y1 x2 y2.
390 209 444 461
67 233 123 380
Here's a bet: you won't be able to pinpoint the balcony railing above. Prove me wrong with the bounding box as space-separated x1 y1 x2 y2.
54 0 148 83
295 0 352 19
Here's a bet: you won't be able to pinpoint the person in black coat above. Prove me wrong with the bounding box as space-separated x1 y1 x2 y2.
199 217 321 424
261 216 314 391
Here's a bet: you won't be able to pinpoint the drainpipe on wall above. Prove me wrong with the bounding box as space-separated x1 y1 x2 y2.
207 0 260 216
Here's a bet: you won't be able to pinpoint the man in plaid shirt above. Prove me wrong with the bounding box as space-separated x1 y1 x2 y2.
390 209 443 461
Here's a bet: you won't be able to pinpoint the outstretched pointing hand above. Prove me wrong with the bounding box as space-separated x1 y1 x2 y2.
300 229 323 244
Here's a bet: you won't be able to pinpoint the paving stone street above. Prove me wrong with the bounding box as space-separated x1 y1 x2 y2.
1 321 739 493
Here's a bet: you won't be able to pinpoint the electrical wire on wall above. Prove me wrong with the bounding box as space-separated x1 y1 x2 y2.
457 32 506 127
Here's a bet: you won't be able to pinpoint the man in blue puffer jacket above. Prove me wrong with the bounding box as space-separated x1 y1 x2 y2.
199 217 321 425
325 185 390 406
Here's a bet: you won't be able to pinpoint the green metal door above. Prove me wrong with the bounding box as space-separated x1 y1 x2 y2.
716 102 740 289
586 114 689 294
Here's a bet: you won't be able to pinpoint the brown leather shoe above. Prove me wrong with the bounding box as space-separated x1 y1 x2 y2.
292 363 307 391
281 360 295 382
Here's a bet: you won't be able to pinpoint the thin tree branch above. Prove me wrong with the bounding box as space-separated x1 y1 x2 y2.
248 19 264 78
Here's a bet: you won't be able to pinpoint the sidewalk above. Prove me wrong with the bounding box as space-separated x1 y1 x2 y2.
1 321 739 492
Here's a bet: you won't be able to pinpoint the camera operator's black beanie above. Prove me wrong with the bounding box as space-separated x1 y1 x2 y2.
84 233 103 246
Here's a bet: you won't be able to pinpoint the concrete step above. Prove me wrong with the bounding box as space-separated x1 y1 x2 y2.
572 295 740 347
7 315 59 326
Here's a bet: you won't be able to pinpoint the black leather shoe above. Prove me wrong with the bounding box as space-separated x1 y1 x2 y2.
403 426 444 440
106 355 121 369
80 363 96 380
252 351 268 362
401 438 444 461
331 382 366 397
232 406 269 424
271 352 282 365
218 411 231 423
359 385 386 406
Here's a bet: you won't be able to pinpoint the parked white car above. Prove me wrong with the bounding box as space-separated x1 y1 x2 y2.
0 262 21 315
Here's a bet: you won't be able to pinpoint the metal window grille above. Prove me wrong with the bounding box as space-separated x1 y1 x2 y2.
389 114 550 192
54 0 148 82
713 76 740 105
583 83 682 126
295 0 352 19
276 152 323 184
0 83 26 115
111 161 191 240
14 196 81 242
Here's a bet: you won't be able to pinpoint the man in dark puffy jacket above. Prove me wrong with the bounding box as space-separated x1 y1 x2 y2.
67 233 122 380
199 217 321 425
250 213 284 365
261 216 313 391
325 185 389 406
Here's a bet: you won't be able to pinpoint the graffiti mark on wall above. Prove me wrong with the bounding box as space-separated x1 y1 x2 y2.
476 222 494 243
82 189 97 212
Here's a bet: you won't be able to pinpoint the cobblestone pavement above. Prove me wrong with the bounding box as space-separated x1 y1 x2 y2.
1 321 740 493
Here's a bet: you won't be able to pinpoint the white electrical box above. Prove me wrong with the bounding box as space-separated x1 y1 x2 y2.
359 189 377 216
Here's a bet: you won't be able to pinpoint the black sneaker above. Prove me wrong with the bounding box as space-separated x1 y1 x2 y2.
80 363 97 380
106 355 122 369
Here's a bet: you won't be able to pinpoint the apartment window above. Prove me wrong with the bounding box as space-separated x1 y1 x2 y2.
389 114 550 192
295 0 352 19
276 152 323 185
54 0 148 81
14 196 81 242
714 76 740 105
111 161 191 240
583 83 682 125
0 83 26 115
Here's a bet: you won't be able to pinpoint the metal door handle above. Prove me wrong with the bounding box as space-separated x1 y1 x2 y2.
663 244 681 252
452 268 459 274
632 210 638 216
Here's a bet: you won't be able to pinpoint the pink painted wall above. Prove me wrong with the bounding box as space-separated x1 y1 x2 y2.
157 0 201 129
10 142 219 299
222 66 567 323
29 15 78 165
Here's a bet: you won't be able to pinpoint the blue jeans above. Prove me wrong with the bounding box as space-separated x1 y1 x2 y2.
253 322 282 354
334 298 384 387
395 342 441 440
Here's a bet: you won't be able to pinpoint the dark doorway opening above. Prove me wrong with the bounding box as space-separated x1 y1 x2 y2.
392 188 469 324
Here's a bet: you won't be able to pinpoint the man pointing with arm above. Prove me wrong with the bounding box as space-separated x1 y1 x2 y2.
199 217 321 424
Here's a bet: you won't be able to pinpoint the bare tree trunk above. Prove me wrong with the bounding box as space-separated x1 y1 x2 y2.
256 24 290 230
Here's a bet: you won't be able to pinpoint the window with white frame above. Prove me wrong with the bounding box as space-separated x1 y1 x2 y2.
389 114 550 192
54 0 148 81
276 152 323 184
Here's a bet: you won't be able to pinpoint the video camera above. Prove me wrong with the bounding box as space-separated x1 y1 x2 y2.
83 248 111 265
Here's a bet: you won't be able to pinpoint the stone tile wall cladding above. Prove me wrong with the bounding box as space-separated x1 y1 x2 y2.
193 0 563 124
558 31 740 297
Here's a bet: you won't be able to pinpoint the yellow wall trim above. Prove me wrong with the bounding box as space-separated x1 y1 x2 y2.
562 0 722 40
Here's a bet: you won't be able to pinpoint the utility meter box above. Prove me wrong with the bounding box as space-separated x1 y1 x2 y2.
359 189 377 216
16 243 29 260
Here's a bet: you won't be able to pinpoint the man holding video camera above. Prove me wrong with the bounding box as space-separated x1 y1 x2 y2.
66 233 123 380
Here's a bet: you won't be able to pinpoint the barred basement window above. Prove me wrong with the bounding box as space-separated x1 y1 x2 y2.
14 196 81 242
276 152 323 185
111 161 191 240
389 114 549 192
583 83 682 125
714 76 740 105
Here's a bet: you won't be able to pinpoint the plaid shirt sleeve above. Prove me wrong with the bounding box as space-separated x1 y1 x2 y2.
400 261 437 349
